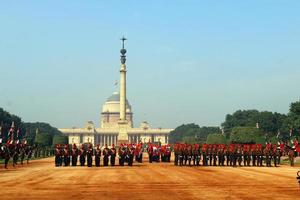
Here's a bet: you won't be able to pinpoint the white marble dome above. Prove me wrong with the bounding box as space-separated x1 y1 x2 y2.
102 92 132 113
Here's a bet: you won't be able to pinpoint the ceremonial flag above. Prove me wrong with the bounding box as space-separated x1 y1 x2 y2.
276 130 280 138
289 128 293 137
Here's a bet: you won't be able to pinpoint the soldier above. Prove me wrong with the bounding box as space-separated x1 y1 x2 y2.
147 143 153 163
187 145 193 166
257 144 263 167
118 143 126 166
165 144 171 163
79 144 86 166
264 143 271 167
193 144 200 166
63 144 70 166
3 143 11 169
20 143 26 165
243 144 249 166
94 144 101 167
110 144 117 166
229 144 235 166
137 143 144 163
202 143 208 166
251 144 257 166
224 145 229 166
86 143 93 167
212 145 217 166
208 145 213 166
54 144 61 167
174 143 178 166
237 144 242 166
179 144 184 166
26 144 33 164
103 144 110 166
272 144 280 167
71 144 78 166
218 144 225 166
12 141 19 167
128 144 135 166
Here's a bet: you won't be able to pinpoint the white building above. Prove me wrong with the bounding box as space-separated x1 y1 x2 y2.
59 38 173 146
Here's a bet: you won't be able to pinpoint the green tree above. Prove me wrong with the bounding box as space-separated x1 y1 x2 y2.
34 131 52 147
206 133 227 144
230 126 265 144
52 134 68 146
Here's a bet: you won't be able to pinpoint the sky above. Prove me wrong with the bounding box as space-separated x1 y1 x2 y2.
0 1 300 129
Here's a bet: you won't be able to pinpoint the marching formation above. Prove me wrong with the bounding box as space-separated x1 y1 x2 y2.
174 139 299 167
54 142 144 167
0 140 34 169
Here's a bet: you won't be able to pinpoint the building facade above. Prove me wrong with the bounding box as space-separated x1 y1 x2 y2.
59 38 173 146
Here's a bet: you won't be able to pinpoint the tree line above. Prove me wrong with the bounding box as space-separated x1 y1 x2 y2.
0 107 67 147
169 100 300 144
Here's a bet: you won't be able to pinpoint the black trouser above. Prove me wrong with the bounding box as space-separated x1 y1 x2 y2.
148 154 152 163
80 155 85 166
252 155 256 166
95 155 100 167
179 155 184 166
103 156 109 166
273 155 277 167
72 155 77 166
119 155 125 166
188 156 192 166
213 155 217 166
128 155 133 166
64 156 70 166
203 154 207 166
111 155 116 166
87 155 92 167
5 157 10 169
13 154 18 167
55 155 61 167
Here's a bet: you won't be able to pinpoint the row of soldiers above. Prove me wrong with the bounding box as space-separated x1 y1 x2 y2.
147 144 171 163
174 142 296 167
54 142 144 167
0 139 34 169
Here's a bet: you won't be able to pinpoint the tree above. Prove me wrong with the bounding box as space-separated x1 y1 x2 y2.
206 133 227 144
169 123 221 144
222 109 287 138
230 126 265 144
34 131 52 147
52 134 68 146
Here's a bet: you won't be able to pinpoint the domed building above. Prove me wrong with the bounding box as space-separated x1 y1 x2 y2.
101 92 133 129
59 91 173 146
59 39 173 146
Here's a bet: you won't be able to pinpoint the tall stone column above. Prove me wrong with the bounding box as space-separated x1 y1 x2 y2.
118 37 129 145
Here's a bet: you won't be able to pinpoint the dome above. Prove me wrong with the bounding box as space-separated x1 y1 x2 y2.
102 92 132 113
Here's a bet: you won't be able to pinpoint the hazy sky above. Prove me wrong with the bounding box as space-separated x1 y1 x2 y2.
0 1 299 129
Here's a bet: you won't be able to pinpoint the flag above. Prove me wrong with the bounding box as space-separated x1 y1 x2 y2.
289 128 293 137
17 128 20 138
276 130 280 138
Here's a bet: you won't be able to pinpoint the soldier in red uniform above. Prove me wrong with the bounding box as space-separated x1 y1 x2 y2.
79 144 86 166
147 143 153 163
86 143 93 167
110 144 117 166
71 144 78 166
94 144 101 167
63 144 70 166
202 143 208 166
118 143 126 166
103 144 110 166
